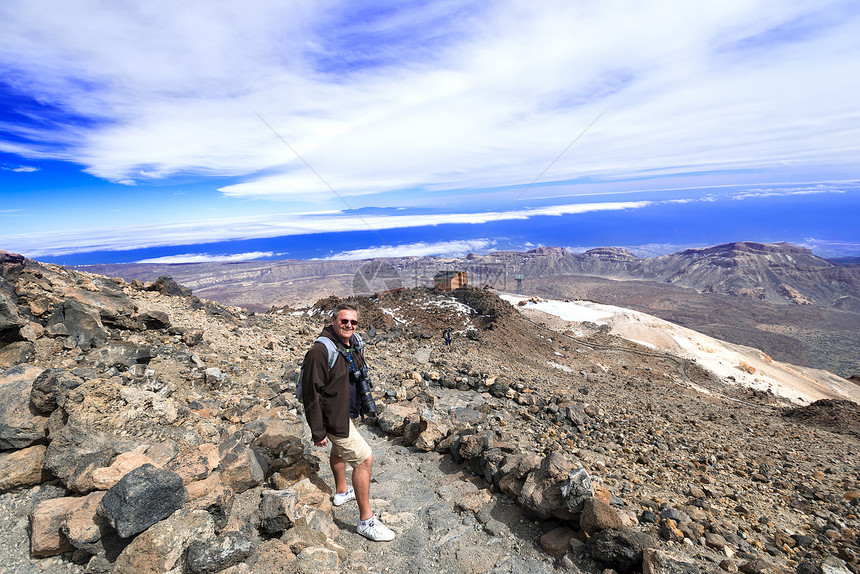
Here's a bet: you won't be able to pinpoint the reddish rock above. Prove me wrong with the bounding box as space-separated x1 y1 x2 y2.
540 526 577 557
165 443 220 484
187 471 224 501
376 403 419 436
218 438 264 494
256 423 302 453
61 491 107 554
0 444 49 492
91 447 157 490
248 539 297 573
580 497 623 535
111 508 215 573
30 496 86 557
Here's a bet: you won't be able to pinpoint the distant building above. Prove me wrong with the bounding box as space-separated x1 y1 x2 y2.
434 270 468 292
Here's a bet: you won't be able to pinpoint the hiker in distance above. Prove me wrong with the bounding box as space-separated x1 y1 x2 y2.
300 303 395 542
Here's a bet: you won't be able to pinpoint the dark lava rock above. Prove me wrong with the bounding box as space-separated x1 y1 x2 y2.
0 364 49 449
0 290 25 343
587 528 656 572
137 310 170 330
30 368 84 413
47 300 109 350
148 276 192 297
185 531 256 573
98 464 188 538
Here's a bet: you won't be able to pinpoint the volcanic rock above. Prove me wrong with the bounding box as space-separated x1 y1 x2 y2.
0 364 49 449
0 444 49 492
98 463 188 538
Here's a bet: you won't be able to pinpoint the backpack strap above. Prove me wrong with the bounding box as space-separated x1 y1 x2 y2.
315 336 340 371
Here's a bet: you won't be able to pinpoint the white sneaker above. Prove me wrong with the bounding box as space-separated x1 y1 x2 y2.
357 516 395 542
333 486 355 506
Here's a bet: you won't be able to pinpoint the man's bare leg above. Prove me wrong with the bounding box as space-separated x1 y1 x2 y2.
330 453 349 495
353 453 373 521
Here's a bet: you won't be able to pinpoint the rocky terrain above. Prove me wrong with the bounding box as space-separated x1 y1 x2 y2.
2 249 859 574
79 241 860 378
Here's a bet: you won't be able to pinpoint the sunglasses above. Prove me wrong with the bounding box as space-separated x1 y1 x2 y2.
339 319 359 326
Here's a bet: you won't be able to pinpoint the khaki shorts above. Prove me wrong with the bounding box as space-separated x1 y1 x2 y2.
327 419 372 467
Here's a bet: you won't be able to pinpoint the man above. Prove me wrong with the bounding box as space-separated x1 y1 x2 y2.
300 303 395 542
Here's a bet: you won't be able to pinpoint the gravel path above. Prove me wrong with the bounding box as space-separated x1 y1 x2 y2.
319 422 566 574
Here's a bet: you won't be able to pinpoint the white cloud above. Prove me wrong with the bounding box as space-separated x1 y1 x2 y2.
325 239 494 260
137 251 275 263
797 238 860 259
0 0 857 203
5 165 39 172
731 186 847 200
0 200 652 257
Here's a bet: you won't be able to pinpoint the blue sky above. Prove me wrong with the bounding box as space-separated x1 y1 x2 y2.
1 0 860 264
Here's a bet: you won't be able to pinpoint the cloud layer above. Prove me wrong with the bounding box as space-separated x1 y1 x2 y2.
1 0 858 205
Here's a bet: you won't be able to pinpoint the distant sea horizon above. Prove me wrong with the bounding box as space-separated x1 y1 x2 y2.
15 180 860 267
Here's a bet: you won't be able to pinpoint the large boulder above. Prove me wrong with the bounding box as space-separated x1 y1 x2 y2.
165 443 220 484
0 364 49 449
98 464 188 538
66 284 139 329
45 380 217 485
59 491 125 557
580 497 623 535
46 300 109 350
30 496 85 557
45 422 137 488
518 452 579 521
147 276 192 297
91 446 158 490
111 508 215 573
259 479 333 537
376 403 419 436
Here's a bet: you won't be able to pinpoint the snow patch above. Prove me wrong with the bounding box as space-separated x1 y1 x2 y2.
503 292 860 405
548 361 573 373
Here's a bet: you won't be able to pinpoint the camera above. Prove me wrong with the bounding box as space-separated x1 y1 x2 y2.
350 366 377 417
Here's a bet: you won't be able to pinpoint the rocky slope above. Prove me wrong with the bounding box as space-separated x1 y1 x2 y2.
78 241 860 378
1 249 858 574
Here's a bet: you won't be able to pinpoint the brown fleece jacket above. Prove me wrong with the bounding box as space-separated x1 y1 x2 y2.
300 325 366 443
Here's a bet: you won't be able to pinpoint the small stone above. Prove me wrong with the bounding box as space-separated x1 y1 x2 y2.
642 547 700 573
540 526 576 557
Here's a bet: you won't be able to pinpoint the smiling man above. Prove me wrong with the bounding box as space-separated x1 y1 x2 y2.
300 303 395 542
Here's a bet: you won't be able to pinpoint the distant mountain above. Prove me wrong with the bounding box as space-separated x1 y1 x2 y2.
79 241 860 310
471 241 860 308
